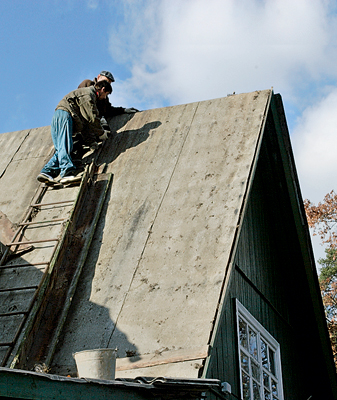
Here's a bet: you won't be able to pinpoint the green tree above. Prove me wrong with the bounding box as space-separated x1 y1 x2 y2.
318 248 337 367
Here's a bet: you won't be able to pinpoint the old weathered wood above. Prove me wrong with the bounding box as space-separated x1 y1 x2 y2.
44 173 113 367
1 93 337 398
0 185 47 266
8 238 59 246
116 345 209 371
19 218 66 226
0 366 222 400
31 200 74 207
0 262 49 270
0 211 33 260
7 173 91 369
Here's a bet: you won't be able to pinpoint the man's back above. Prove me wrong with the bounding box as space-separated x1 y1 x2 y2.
78 78 96 88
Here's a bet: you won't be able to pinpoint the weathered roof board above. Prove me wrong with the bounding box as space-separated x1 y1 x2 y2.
2 88 336 399
45 90 271 377
1 89 336 399
0 126 53 224
0 125 96 368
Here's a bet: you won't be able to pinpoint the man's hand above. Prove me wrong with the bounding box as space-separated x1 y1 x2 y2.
89 142 99 151
100 117 110 130
99 130 110 141
124 107 139 113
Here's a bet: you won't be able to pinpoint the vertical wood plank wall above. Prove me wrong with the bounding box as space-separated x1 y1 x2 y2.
204 110 334 399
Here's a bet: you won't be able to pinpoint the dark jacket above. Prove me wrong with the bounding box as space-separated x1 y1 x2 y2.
56 86 104 144
78 78 125 118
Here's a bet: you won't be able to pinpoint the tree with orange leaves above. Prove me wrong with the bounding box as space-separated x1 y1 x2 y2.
304 191 337 249
304 191 337 368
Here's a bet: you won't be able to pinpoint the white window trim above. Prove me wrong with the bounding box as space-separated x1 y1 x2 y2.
236 299 284 400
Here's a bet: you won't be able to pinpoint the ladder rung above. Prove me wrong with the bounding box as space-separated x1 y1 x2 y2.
0 262 49 270
8 238 59 246
0 342 13 347
0 311 28 317
31 200 74 207
19 218 66 226
0 286 38 293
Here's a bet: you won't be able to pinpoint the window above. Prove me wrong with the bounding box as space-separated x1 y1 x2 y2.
236 300 284 400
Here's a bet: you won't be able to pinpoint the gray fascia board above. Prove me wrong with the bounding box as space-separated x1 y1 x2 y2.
202 89 273 376
0 367 223 400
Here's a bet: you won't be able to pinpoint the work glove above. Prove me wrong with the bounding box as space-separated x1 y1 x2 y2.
89 142 99 151
100 117 110 131
124 107 139 113
99 130 110 141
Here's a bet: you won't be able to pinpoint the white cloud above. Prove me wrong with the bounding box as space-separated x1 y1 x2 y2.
106 0 337 264
107 0 337 263
108 1 161 66
109 0 337 195
109 0 337 109
87 0 99 10
292 87 337 203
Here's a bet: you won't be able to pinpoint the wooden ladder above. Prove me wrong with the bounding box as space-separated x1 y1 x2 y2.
0 158 112 370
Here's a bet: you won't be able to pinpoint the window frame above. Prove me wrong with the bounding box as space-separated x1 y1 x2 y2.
236 300 284 400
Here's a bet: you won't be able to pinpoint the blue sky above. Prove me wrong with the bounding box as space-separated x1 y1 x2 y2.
0 0 134 132
2 0 337 260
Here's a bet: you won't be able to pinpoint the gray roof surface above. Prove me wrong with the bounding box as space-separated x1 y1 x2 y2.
0 90 271 378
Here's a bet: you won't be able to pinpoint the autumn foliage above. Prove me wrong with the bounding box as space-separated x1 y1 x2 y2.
304 190 337 249
304 191 337 368
320 273 337 368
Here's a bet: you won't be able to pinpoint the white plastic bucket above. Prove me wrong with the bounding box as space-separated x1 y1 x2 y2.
73 348 117 380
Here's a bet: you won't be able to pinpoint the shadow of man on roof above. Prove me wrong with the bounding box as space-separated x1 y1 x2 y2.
99 116 162 165
50 182 141 377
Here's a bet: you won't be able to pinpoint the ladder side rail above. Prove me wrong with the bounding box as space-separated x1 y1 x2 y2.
0 257 52 366
7 171 91 368
45 172 112 366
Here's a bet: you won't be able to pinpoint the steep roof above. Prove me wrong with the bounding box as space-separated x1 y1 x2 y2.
1 90 330 385
51 90 271 377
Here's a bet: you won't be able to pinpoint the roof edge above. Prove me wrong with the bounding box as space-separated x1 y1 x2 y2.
202 89 273 376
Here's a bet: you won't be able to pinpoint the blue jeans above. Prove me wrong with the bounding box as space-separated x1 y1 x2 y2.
41 110 76 178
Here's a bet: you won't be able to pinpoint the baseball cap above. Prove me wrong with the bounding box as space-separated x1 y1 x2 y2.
100 70 115 83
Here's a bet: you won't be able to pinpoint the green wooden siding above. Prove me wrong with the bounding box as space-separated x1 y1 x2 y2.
204 106 336 399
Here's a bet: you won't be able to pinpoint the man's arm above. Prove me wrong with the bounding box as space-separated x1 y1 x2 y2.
78 80 139 117
78 89 105 144
103 98 126 118
103 99 139 117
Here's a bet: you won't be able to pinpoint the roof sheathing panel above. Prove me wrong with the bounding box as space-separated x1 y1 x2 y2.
0 130 29 178
51 91 271 377
0 126 53 223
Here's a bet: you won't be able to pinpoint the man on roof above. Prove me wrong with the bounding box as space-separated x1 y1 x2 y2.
73 70 138 160
37 80 112 185
78 70 138 121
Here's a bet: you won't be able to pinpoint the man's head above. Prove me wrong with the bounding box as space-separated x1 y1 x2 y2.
94 80 113 100
97 70 115 84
